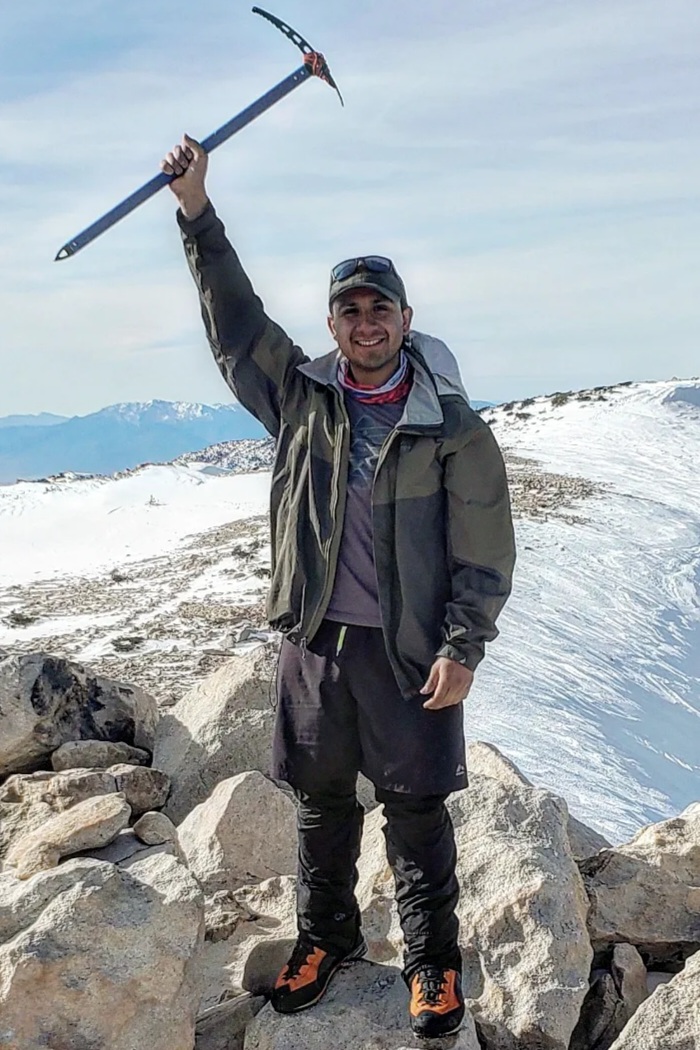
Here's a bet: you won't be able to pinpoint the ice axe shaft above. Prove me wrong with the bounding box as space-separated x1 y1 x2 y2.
55 8 341 261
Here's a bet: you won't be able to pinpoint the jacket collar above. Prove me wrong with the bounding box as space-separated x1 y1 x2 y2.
297 344 445 430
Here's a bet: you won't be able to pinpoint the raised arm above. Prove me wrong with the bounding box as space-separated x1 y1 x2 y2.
162 135 309 437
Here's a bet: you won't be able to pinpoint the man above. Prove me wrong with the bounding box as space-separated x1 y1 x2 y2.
162 135 516 1039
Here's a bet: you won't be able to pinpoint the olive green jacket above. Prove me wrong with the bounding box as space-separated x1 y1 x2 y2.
179 204 516 697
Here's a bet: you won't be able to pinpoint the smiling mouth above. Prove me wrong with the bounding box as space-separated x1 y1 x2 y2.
355 337 385 347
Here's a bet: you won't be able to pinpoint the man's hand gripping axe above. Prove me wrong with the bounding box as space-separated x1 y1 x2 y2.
55 7 342 261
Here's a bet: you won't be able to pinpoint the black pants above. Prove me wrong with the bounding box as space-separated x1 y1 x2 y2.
272 620 465 981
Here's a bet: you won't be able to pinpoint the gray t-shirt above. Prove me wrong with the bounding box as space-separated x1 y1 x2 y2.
325 395 406 627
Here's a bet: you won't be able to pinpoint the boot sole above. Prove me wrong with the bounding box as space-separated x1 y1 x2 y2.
412 1016 464 1040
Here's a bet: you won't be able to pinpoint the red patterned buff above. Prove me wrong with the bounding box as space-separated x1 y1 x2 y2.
338 351 413 404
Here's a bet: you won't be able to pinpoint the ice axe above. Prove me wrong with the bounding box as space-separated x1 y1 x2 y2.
54 7 342 261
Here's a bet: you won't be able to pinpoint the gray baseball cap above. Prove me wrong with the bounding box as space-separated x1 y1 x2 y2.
329 256 408 309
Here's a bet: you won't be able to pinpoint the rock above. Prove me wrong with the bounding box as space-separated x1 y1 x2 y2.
195 993 266 1050
0 768 135 870
134 810 179 846
357 774 592 1050
154 646 278 823
197 875 297 1011
570 944 648 1050
450 778 593 1050
580 802 700 965
568 814 612 863
0 853 204 1050
109 763 171 815
178 771 297 895
51 738 151 771
243 962 481 1050
0 651 158 776
1 767 116 809
646 971 674 994
608 949 700 1049
468 740 610 860
0 767 164 869
6 793 131 878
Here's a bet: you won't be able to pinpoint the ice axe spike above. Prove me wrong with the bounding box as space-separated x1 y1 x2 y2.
54 7 342 261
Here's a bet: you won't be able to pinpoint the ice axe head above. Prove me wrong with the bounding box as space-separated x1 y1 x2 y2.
252 6 344 105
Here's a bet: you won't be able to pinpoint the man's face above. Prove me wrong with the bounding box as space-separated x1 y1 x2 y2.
327 288 413 377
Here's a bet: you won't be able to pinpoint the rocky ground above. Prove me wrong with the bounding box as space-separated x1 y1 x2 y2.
1 647 698 1050
0 447 600 707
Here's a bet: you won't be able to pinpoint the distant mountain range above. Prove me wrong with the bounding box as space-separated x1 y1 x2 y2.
0 413 67 429
0 397 494 485
0 401 265 484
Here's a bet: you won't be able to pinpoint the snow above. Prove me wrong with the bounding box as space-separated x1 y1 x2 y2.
0 464 270 585
1 378 698 843
472 380 700 840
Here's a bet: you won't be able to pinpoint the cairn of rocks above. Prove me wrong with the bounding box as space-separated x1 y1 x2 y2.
1 647 698 1050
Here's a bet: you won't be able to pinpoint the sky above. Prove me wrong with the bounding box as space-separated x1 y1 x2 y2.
1 0 698 417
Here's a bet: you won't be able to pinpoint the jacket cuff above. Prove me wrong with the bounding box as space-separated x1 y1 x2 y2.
176 201 216 236
436 642 483 673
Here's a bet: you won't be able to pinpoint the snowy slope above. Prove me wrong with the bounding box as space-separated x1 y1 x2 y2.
0 463 270 584
0 379 698 842
473 379 700 840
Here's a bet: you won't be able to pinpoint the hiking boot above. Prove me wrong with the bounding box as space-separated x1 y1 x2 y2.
270 936 367 1014
408 966 465 1038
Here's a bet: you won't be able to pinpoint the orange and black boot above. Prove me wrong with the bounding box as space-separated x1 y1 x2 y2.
408 965 465 1038
270 936 367 1014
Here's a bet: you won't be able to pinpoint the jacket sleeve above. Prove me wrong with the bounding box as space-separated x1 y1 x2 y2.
178 203 309 438
437 424 516 672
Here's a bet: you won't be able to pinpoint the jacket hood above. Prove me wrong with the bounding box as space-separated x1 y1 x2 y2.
297 331 470 431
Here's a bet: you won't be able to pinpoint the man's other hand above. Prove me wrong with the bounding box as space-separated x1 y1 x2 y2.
160 134 210 220
420 658 474 710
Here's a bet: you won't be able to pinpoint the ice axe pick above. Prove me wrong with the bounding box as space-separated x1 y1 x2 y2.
54 7 342 261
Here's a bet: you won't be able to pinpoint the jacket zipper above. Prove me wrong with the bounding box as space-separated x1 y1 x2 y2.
302 390 351 644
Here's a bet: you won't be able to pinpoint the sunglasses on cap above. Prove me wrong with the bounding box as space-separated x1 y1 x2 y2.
330 256 399 281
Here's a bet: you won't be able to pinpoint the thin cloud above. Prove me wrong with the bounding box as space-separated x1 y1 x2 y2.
0 0 698 413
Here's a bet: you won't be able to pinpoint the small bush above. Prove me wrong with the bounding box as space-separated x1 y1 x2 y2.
515 412 532 421
6 610 36 627
112 635 145 653
550 392 571 408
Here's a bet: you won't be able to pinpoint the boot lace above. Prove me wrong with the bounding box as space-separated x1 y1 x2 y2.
283 939 318 980
414 965 448 1007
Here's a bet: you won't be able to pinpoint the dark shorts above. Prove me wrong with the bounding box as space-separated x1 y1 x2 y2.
272 620 468 797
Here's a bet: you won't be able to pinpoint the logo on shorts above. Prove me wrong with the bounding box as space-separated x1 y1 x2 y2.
455 764 466 777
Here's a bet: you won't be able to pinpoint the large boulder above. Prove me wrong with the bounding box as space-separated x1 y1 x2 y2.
178 771 297 895
6 792 132 878
468 740 611 860
243 961 481 1050
357 774 593 1050
580 802 700 964
0 651 158 776
154 647 277 823
450 777 593 1050
608 948 700 1049
0 853 204 1050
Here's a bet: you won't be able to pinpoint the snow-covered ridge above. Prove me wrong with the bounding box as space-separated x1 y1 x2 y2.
92 400 243 424
0 377 698 842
